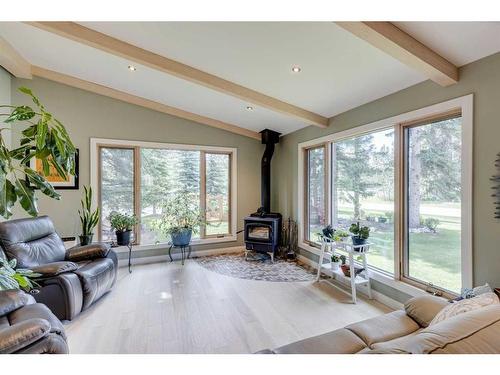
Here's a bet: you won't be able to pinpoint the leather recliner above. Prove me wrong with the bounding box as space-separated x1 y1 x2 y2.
0 289 68 354
0 216 118 321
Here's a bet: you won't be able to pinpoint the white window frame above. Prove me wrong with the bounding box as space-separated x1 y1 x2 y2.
298 95 473 296
90 138 238 251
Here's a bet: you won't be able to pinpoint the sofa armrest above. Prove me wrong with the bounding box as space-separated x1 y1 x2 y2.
31 262 78 277
0 318 50 354
65 243 111 262
0 290 35 316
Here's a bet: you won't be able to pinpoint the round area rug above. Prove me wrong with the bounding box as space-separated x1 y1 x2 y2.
194 252 316 282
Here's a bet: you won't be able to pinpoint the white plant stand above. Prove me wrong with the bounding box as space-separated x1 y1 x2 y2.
315 238 372 304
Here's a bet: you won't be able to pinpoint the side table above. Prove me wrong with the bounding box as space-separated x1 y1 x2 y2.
168 244 192 266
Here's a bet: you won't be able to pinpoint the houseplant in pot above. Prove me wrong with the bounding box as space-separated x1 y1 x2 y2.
330 253 341 271
0 87 77 219
78 186 100 245
152 194 205 246
109 211 139 246
349 222 370 246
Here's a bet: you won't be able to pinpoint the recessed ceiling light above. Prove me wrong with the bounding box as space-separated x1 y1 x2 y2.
128 65 137 72
291 65 301 73
246 106 254 111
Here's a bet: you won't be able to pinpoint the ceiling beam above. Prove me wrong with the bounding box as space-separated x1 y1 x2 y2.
336 22 458 87
31 66 261 140
27 22 328 128
0 36 32 79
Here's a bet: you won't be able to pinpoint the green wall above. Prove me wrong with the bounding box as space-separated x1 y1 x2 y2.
273 52 500 300
10 77 263 254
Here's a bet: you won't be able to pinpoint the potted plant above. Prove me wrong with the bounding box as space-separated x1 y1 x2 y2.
0 87 77 219
0 258 40 292
349 222 370 246
321 224 335 242
330 253 341 271
78 186 100 245
152 194 205 246
333 229 349 242
109 211 139 246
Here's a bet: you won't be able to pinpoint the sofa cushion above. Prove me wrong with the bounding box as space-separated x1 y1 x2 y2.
0 290 35 316
404 295 449 327
31 261 78 277
8 303 66 340
0 216 66 267
430 292 499 326
381 304 500 354
272 328 367 354
75 258 117 310
346 310 420 347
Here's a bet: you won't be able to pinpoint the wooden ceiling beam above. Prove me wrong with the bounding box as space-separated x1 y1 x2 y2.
0 36 32 79
336 22 459 87
27 22 328 128
31 66 261 140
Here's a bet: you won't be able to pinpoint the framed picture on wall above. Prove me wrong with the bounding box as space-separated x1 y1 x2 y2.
26 149 79 190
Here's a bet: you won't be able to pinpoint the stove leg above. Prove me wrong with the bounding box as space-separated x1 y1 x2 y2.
267 252 274 263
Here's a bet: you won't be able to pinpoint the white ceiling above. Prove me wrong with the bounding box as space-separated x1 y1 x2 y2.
1 22 499 136
394 22 500 66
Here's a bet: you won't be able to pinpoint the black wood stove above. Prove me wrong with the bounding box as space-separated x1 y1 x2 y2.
244 129 282 262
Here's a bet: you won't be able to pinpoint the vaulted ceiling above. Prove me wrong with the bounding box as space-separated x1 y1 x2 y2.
1 22 500 138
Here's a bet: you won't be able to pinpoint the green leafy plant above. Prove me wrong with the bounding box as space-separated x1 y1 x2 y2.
331 254 341 263
420 216 440 233
339 255 347 265
333 229 349 242
349 222 370 240
109 211 138 232
0 87 77 218
79 186 100 236
0 258 41 292
151 193 206 236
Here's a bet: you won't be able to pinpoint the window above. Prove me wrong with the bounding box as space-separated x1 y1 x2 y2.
305 146 327 243
332 129 395 274
403 115 462 293
299 95 472 296
93 139 236 246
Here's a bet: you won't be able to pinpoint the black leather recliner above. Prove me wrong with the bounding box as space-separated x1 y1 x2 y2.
0 289 68 354
0 216 117 321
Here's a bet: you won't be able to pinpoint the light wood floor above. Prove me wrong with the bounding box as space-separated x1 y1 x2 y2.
65 258 391 354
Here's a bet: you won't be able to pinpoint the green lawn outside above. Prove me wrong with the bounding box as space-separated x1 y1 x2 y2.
335 200 461 293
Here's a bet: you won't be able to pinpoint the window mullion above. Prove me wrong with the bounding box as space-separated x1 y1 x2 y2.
134 146 141 245
200 151 207 239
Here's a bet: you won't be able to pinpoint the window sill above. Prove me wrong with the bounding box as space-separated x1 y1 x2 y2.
299 242 427 298
112 235 238 253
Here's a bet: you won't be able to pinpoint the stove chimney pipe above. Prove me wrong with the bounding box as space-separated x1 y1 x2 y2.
259 129 281 215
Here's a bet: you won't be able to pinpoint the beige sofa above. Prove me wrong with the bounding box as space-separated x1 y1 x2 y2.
258 295 500 354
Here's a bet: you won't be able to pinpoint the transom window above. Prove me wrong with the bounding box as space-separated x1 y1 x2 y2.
299 96 472 296
92 139 236 246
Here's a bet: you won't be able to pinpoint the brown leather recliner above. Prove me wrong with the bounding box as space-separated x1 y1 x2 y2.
0 289 68 354
0 216 117 321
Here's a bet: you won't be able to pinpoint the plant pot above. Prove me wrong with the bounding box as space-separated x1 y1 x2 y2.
116 230 132 246
331 261 341 271
340 264 365 278
171 229 192 246
79 234 93 246
352 236 367 246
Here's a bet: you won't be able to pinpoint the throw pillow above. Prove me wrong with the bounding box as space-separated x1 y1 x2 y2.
429 292 499 326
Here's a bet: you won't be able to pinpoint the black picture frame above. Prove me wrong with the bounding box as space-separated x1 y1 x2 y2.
25 149 80 190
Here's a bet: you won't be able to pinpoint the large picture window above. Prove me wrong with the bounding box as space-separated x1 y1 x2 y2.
403 115 462 293
92 139 236 246
299 96 472 296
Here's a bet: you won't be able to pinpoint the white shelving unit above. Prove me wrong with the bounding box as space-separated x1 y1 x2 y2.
315 238 372 304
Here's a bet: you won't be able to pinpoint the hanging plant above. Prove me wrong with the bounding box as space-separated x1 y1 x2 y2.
0 87 77 218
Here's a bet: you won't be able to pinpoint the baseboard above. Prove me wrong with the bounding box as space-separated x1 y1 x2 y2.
117 245 245 267
297 254 403 310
